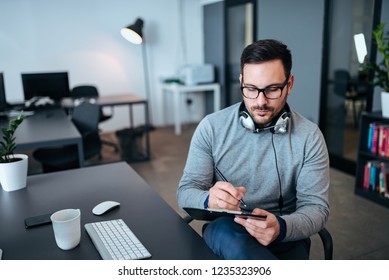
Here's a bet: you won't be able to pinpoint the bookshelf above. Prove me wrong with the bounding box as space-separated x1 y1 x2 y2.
355 112 389 208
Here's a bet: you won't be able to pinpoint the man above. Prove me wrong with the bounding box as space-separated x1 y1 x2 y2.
177 39 329 259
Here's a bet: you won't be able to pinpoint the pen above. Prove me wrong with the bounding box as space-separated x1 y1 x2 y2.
214 167 248 209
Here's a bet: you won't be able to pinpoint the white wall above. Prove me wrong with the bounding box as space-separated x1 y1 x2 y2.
0 0 204 131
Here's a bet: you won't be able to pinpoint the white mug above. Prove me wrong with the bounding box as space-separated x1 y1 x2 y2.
50 209 81 250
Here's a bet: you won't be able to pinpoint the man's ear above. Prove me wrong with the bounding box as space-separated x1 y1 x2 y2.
239 74 242 84
287 74 295 95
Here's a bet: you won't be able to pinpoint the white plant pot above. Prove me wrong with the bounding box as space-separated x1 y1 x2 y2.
381 91 389 118
0 154 28 192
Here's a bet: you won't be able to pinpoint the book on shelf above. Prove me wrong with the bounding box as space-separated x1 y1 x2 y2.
362 160 389 197
379 124 389 157
367 122 374 150
363 161 371 190
378 163 386 194
367 121 389 157
381 162 389 198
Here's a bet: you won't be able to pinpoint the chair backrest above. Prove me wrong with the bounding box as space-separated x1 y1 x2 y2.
71 85 99 99
71 84 112 123
71 102 102 159
72 102 100 133
333 69 351 97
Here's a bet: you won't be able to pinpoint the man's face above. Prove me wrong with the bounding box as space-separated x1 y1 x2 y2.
239 59 294 128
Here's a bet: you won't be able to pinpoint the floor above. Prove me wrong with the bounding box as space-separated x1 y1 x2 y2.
27 123 389 260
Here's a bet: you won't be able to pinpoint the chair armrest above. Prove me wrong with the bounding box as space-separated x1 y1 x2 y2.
318 227 333 260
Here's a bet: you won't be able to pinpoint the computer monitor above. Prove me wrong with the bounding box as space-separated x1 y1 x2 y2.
0 72 9 111
21 72 70 101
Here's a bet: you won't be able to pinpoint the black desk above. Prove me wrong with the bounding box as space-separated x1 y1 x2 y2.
0 108 84 167
0 162 218 259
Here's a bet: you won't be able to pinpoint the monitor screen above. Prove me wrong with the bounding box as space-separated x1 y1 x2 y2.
21 72 70 101
0 72 8 110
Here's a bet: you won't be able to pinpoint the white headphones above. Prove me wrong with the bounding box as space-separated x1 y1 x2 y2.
239 102 291 134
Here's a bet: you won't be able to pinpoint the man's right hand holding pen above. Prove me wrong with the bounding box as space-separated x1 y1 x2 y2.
212 167 249 211
208 181 247 211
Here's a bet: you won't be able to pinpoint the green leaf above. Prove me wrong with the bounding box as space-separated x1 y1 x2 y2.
369 23 389 92
0 111 24 162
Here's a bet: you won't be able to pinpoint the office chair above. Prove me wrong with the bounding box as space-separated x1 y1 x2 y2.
71 85 118 153
183 215 333 260
333 69 368 127
33 102 102 173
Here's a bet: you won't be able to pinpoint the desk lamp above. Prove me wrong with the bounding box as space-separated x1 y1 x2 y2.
121 18 153 127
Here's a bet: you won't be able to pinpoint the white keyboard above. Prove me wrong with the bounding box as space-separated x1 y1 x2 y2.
85 219 151 260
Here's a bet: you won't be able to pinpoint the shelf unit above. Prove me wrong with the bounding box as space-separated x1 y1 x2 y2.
355 112 389 208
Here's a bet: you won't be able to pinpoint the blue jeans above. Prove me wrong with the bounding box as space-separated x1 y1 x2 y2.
203 217 311 260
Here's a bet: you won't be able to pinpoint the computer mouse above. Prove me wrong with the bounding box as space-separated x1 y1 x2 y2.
92 201 120 216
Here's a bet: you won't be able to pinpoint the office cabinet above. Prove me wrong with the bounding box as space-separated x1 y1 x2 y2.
355 112 389 208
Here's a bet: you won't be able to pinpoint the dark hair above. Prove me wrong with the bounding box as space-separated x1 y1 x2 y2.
240 39 292 78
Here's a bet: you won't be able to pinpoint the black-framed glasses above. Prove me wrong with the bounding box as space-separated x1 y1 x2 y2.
240 77 289 100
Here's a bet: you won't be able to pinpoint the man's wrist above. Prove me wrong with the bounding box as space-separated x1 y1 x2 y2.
273 215 286 243
204 195 209 209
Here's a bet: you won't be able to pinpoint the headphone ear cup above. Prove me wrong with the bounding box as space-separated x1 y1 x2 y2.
271 112 290 134
239 111 255 131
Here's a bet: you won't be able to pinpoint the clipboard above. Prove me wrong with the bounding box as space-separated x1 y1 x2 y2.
183 207 267 221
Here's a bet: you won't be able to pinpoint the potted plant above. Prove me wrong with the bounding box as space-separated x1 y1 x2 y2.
365 23 389 117
0 112 29 192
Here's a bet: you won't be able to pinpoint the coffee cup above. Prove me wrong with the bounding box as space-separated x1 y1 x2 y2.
50 209 81 250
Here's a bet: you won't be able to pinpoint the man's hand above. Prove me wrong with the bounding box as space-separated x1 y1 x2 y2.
208 181 246 211
234 208 280 246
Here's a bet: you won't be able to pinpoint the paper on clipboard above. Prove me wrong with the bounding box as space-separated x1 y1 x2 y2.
183 207 267 221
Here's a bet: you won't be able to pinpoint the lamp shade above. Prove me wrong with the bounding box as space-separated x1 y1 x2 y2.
121 18 144 45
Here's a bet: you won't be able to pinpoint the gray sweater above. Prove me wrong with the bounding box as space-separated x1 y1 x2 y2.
177 102 330 242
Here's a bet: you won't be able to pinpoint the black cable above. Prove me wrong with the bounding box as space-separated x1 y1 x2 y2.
271 133 283 215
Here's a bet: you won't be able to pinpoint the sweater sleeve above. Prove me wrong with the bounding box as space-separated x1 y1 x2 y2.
177 117 215 209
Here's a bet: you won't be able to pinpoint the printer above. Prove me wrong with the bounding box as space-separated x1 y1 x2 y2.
178 64 214 85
